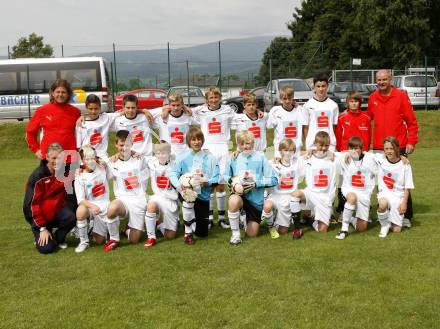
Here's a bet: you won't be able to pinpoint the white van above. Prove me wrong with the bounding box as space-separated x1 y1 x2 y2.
392 75 440 109
0 57 112 120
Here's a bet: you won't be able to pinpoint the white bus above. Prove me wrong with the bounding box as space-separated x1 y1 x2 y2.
0 57 112 120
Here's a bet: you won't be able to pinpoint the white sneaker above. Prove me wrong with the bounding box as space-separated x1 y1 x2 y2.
379 226 390 238
335 231 348 240
58 242 68 249
208 220 213 230
402 218 412 228
229 236 242 246
219 219 230 229
75 242 89 253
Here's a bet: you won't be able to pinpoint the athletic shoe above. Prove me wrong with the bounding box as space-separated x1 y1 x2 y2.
58 242 68 249
144 237 156 248
75 242 89 253
184 234 195 245
335 231 348 240
402 218 412 228
103 240 119 252
269 227 280 239
219 219 230 229
378 226 390 238
330 214 338 225
208 219 214 230
292 228 303 240
229 236 242 246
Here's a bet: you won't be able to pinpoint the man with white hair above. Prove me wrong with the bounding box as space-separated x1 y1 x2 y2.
367 69 419 226
23 143 77 254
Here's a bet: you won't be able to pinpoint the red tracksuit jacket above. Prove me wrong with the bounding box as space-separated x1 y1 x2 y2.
26 102 81 159
367 87 419 150
335 110 372 151
23 161 67 228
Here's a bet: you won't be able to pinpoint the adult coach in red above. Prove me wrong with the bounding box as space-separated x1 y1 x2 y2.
367 69 419 226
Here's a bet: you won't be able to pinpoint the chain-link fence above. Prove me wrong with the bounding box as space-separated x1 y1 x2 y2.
1 40 439 111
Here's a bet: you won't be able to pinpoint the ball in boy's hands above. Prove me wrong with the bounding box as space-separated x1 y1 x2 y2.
179 173 193 188
230 176 244 196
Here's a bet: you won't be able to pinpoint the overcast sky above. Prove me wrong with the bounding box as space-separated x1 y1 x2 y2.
0 0 301 55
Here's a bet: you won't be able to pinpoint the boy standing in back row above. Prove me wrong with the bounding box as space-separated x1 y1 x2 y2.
303 74 339 151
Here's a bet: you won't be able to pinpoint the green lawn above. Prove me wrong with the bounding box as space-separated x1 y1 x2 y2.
1 113 440 328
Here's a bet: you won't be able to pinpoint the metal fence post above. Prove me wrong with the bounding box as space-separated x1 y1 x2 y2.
8 45 10 59
27 65 31 119
218 41 222 90
425 55 428 111
113 43 118 93
167 42 171 89
61 44 64 57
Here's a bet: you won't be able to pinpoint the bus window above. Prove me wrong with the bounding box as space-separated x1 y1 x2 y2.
20 70 57 94
0 72 18 94
60 69 98 91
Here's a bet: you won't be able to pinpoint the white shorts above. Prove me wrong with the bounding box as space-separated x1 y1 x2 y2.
266 193 291 228
118 196 147 231
377 191 404 226
204 143 229 180
303 188 333 225
342 188 372 222
148 194 179 232
92 216 109 237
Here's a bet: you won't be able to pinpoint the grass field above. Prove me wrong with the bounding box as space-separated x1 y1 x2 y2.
1 112 440 328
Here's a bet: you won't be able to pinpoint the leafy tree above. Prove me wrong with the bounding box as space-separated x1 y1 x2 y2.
11 33 53 58
128 78 143 90
258 0 440 82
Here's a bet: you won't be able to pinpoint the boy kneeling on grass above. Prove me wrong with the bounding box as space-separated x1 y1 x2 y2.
74 145 119 253
106 130 149 249
289 131 339 237
226 131 277 245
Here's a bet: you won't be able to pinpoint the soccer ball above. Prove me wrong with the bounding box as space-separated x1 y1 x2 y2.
230 176 244 195
179 173 193 188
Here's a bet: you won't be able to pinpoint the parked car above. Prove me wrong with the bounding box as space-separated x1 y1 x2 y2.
221 87 265 113
114 88 166 111
392 75 440 109
264 78 313 111
328 82 370 112
164 86 206 107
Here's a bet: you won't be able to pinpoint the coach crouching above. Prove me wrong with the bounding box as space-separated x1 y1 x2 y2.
23 143 76 254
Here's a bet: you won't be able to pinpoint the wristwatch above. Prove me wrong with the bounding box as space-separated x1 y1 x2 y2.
39 227 47 232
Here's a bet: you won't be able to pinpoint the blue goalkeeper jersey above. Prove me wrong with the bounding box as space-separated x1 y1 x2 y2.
168 149 220 202
225 151 277 210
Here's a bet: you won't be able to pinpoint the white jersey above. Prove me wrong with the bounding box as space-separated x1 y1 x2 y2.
338 152 377 196
74 166 110 211
155 112 195 156
270 157 300 195
112 114 154 157
232 113 268 153
302 97 339 150
76 113 120 160
192 104 235 146
108 156 149 199
375 154 414 199
298 154 339 201
267 105 304 152
147 157 178 201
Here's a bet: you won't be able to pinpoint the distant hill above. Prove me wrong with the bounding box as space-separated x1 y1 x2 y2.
79 36 275 84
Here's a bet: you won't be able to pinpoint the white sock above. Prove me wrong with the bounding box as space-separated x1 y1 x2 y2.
377 210 390 236
261 210 274 228
145 212 157 239
289 196 301 213
342 203 356 232
216 192 226 221
157 221 165 235
209 193 215 221
77 220 89 244
312 220 319 232
228 210 241 239
182 201 196 235
106 217 120 241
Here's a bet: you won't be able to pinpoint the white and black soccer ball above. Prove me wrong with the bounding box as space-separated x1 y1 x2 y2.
179 173 193 188
230 176 244 195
